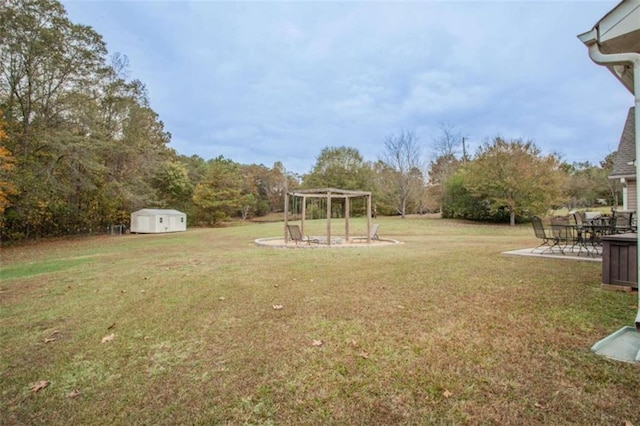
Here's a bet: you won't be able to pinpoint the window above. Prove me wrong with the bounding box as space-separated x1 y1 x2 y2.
159 217 163 223
181 217 184 223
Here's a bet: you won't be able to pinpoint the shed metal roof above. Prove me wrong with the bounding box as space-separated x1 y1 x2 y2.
134 209 186 215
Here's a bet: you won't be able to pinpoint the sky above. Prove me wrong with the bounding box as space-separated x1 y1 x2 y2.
61 0 634 175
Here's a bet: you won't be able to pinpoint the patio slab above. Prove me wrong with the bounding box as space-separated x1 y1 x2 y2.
254 237 402 249
502 247 602 262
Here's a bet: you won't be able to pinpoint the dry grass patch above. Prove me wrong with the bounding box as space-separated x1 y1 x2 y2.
1 217 639 424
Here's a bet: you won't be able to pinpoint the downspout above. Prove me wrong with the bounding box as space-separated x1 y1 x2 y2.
580 29 640 331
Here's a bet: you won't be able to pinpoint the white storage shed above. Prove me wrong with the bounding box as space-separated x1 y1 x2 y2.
130 209 187 234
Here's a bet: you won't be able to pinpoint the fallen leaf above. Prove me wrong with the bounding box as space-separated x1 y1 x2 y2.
397 305 405 309
443 390 452 398
107 321 116 330
218 296 226 301
44 337 57 344
349 339 358 347
358 351 370 359
312 339 323 346
30 380 49 393
67 389 81 398
101 333 115 343
120 290 126 293
272 304 283 310
624 421 634 426
534 402 545 409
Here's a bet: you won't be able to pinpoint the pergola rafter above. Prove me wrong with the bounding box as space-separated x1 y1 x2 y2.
284 188 372 245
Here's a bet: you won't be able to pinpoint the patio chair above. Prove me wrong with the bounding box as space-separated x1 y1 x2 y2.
286 224 319 245
571 212 588 245
612 211 634 234
531 216 562 254
550 215 579 254
569 212 602 256
351 223 380 242
571 211 585 227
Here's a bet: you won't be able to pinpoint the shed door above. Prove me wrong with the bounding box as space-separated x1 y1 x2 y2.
169 215 180 231
158 215 168 232
136 216 150 233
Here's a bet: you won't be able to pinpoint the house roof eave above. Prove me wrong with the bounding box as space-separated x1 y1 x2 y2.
578 0 640 94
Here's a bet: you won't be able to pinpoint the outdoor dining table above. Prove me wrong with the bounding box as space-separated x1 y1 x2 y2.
577 216 636 251
565 216 614 256
547 214 636 257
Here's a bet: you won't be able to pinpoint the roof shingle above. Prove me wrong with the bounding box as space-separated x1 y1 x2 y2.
611 107 636 179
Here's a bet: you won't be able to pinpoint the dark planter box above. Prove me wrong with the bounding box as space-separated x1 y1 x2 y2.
602 233 638 291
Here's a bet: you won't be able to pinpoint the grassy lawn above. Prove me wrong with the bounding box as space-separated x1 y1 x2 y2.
1 216 638 425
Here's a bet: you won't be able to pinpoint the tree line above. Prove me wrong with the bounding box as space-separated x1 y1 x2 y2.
0 0 619 242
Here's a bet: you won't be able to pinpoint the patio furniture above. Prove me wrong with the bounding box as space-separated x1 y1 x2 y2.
550 216 579 254
531 216 562 254
584 211 602 221
570 212 593 255
612 211 635 234
567 212 610 256
286 224 320 245
571 211 586 228
351 223 380 242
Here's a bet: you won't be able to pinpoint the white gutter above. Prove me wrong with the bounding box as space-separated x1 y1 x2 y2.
579 28 640 331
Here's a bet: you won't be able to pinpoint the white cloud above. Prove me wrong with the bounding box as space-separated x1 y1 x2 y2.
62 0 630 174
401 71 492 116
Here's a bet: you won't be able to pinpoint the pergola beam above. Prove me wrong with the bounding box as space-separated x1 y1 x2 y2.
284 188 372 245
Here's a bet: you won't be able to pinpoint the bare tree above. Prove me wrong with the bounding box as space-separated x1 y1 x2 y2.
431 122 463 160
429 122 465 213
380 130 425 218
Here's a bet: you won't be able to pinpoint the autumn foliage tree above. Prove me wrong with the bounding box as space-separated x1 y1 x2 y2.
0 0 173 240
562 155 621 209
192 156 245 224
448 137 565 225
0 111 17 217
303 146 373 191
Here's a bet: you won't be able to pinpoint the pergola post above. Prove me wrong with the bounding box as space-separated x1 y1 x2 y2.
366 194 372 244
284 192 289 243
326 190 332 246
301 195 307 237
285 188 373 245
345 197 350 241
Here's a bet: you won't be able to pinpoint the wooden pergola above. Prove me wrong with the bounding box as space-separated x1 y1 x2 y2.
284 188 372 245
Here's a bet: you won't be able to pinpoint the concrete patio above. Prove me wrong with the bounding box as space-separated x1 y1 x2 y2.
502 246 602 262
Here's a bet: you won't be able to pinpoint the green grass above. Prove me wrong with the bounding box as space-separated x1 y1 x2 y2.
1 216 639 425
